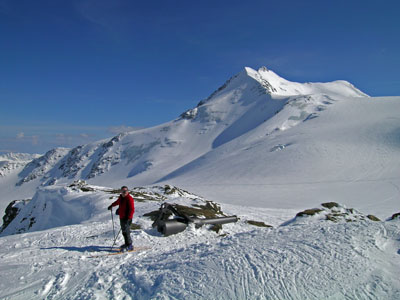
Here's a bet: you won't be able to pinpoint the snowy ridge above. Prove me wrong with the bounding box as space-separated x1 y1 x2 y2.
0 153 41 177
16 148 70 186
0 153 41 162
246 66 369 98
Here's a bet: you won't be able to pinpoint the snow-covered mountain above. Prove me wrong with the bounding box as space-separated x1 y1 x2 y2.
1 66 399 218
1 66 400 299
0 153 41 177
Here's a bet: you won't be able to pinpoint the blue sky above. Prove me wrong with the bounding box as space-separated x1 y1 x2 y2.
1 0 399 154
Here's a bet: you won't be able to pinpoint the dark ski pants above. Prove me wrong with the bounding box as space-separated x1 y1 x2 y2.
120 218 132 246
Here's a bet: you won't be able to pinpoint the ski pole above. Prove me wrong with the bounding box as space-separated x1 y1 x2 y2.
111 207 116 241
110 228 121 251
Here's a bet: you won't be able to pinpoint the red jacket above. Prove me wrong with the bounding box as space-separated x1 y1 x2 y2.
111 194 135 219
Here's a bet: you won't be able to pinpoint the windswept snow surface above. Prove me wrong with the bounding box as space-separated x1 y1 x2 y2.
0 186 399 299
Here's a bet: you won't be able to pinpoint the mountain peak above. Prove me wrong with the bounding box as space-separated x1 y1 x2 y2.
242 66 368 98
196 65 368 112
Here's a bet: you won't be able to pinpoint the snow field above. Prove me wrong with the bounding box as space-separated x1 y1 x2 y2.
0 186 399 299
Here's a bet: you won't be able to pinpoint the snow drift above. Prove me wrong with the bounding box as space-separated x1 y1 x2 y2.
0 187 94 235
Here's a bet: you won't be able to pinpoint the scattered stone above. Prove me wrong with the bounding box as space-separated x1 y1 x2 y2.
321 202 340 209
107 187 167 202
247 220 273 228
367 215 380 222
296 209 323 217
69 180 94 192
130 223 141 230
295 203 382 223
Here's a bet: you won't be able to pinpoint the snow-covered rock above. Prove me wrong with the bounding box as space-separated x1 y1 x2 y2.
0 199 30 233
288 202 381 225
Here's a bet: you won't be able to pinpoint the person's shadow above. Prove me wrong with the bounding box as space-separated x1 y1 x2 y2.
41 245 117 253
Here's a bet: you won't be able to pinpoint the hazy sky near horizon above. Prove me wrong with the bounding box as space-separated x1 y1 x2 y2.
1 0 399 154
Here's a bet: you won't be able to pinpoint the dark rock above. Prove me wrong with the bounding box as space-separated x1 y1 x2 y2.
367 215 381 222
1 199 30 232
321 202 340 209
247 220 273 228
296 208 323 217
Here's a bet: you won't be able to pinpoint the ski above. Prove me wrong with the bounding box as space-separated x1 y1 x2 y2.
87 246 150 258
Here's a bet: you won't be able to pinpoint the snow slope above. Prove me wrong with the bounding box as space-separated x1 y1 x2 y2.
164 95 400 218
0 185 399 299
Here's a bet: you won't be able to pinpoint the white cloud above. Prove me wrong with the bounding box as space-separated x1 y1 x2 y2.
2 125 126 154
15 132 39 145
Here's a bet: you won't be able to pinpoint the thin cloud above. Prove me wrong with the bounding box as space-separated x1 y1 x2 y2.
16 132 25 139
108 126 144 134
0 149 13 154
74 0 132 33
31 135 39 145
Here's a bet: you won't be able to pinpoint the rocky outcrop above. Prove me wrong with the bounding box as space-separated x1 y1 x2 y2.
0 199 30 233
295 202 381 223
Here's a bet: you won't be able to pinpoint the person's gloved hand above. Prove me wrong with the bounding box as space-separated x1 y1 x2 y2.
107 205 112 210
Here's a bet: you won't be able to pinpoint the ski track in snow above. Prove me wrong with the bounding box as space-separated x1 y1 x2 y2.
1 214 399 300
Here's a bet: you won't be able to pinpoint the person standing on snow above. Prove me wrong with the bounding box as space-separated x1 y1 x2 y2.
108 186 135 251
